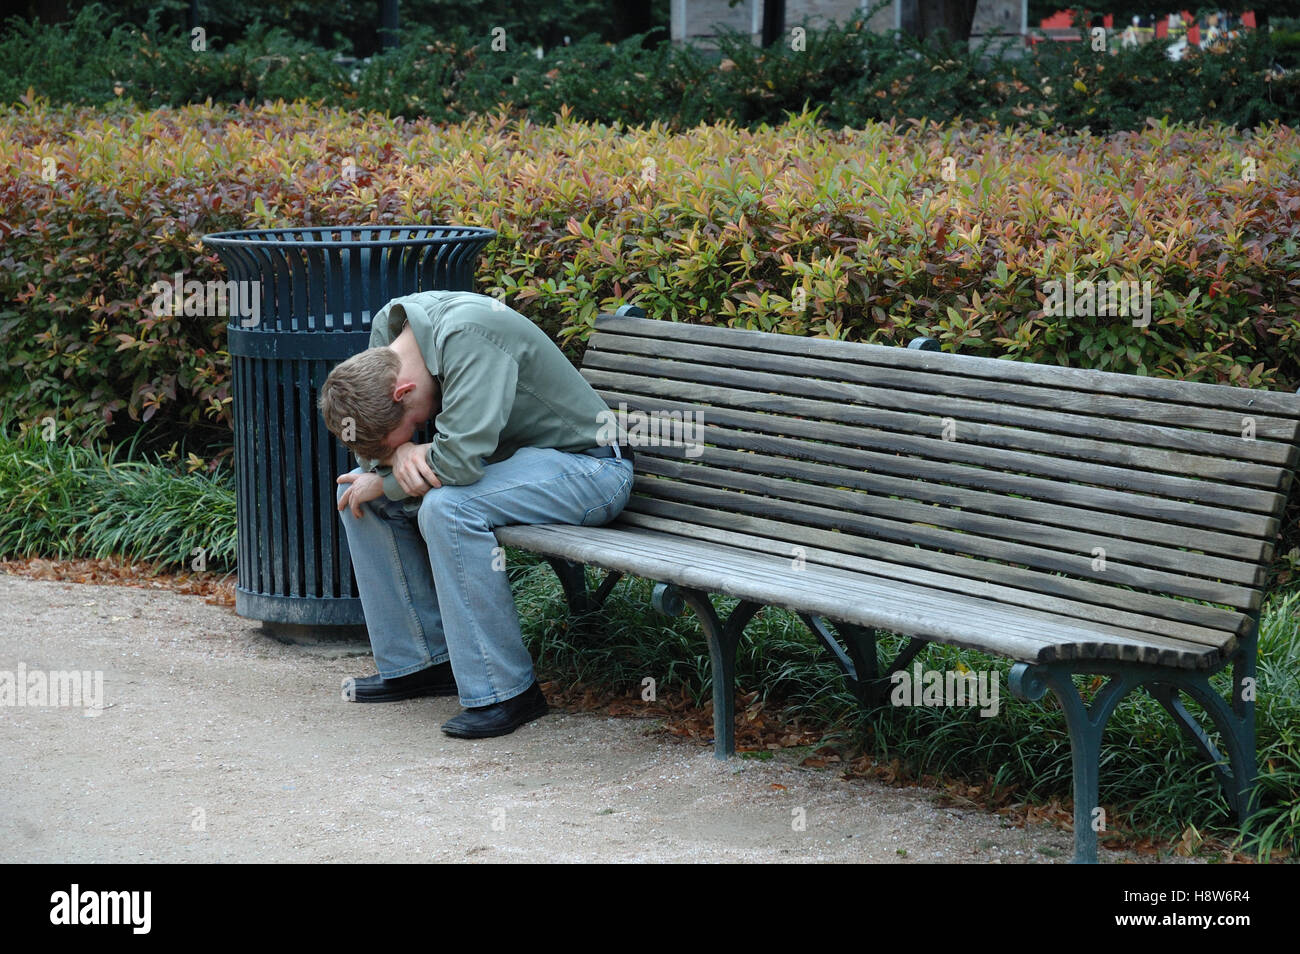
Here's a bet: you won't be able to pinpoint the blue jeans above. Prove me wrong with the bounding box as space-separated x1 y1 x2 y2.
337 445 634 707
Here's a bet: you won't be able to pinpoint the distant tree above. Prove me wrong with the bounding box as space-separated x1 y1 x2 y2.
18 0 69 24
898 0 981 43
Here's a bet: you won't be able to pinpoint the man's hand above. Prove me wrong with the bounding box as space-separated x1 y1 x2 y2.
336 471 385 518
389 441 443 496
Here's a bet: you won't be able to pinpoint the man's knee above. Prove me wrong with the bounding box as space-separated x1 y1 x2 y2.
417 486 485 535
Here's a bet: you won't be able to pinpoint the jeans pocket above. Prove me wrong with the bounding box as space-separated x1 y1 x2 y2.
579 462 633 527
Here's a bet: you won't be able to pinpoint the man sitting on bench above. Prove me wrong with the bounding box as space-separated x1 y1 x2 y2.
318 290 634 738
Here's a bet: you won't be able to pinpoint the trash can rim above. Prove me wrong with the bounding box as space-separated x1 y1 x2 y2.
201 225 496 250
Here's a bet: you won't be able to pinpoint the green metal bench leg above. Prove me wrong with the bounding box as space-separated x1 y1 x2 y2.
799 614 876 705
545 558 624 617
1146 683 1257 822
1011 663 1142 864
1146 638 1258 826
1228 630 1260 825
653 583 762 759
1013 648 1259 864
546 558 592 615
800 615 930 708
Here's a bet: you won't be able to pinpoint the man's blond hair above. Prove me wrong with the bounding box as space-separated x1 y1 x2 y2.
318 347 405 461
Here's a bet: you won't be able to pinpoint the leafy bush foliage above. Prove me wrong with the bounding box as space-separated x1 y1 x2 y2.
3 98 1298 439
2 3 1298 131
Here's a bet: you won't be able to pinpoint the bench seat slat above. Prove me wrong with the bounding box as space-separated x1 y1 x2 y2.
495 523 1227 669
592 315 1300 418
499 525 1080 653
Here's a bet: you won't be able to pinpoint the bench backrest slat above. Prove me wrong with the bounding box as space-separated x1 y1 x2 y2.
590 380 1288 517
593 387 1279 538
585 345 1299 466
635 470 1260 604
594 317 1300 416
636 449 1267 571
584 368 1291 496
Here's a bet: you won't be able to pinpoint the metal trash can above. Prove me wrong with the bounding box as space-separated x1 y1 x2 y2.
200 225 496 636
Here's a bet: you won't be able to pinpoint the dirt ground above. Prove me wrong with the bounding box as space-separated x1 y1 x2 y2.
0 571 1202 863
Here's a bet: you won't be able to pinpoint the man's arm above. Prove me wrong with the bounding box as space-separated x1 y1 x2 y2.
386 442 442 496
354 296 421 501
425 326 520 486
354 451 409 502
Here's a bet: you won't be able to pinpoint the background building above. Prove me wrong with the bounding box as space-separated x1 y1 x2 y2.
672 0 1028 49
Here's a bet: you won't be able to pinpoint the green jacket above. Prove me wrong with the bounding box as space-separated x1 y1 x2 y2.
357 291 610 500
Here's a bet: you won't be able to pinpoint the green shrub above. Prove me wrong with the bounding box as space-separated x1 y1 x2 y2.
0 419 236 570
3 4 1298 130
3 101 1298 438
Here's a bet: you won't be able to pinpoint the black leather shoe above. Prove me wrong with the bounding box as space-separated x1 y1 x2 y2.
346 663 458 703
441 682 548 738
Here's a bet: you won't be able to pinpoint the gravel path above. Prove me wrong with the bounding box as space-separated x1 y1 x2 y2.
0 573 1193 863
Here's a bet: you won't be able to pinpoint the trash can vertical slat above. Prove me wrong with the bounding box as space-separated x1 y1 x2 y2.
235 333 252 587
346 245 365 329
326 246 344 330
283 355 304 598
251 353 270 596
268 355 289 597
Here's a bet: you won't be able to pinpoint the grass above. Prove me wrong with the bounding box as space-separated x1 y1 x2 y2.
0 420 235 573
2 421 1295 859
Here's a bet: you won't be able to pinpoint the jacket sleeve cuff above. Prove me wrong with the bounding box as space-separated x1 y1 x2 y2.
425 443 466 486
381 469 408 501
427 445 483 486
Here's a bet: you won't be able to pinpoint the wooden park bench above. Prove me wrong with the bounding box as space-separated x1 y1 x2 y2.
493 305 1300 863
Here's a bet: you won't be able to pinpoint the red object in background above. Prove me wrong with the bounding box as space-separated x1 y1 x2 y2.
1188 23 1201 44
1155 20 1168 38
1180 9 1193 23
1103 14 1113 28
1040 11 1073 29
1243 11 1256 28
